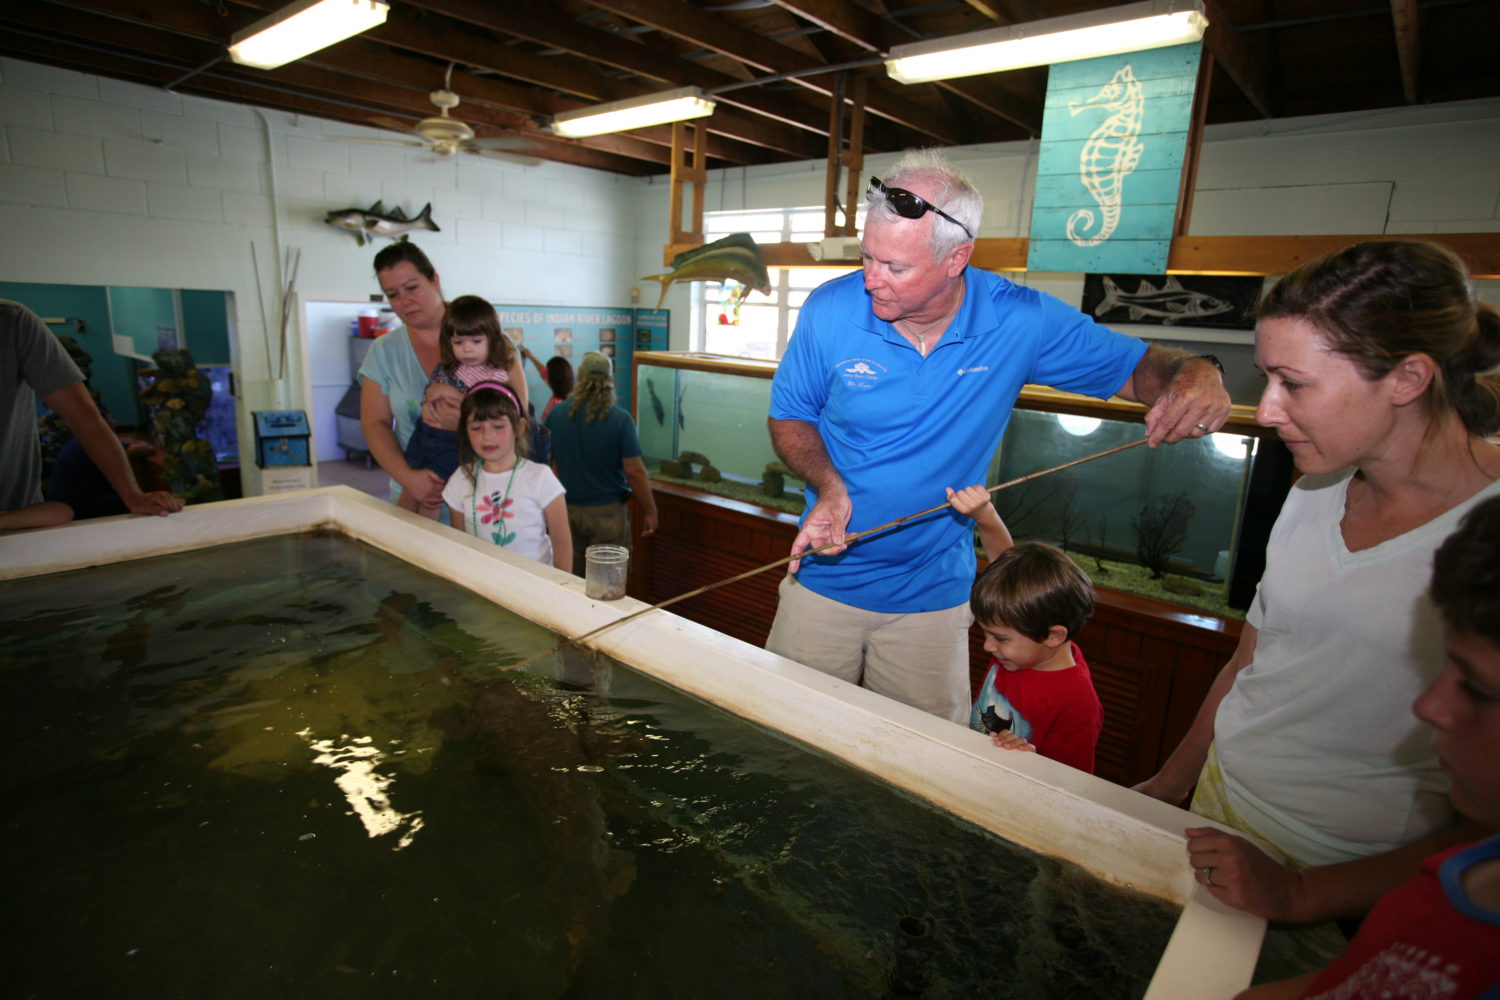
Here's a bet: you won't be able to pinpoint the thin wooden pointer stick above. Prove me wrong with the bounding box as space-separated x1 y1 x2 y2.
507 435 1149 671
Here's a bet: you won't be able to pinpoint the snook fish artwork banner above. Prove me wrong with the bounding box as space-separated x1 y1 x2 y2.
1026 42 1202 274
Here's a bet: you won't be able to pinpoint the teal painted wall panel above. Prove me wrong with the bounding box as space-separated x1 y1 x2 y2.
180 289 232 365
1036 135 1186 177
0 281 138 422
1027 42 1202 274
109 286 177 361
1042 43 1202 91
1030 203 1178 241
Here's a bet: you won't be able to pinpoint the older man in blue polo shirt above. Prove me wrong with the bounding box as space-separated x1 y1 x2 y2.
766 149 1231 723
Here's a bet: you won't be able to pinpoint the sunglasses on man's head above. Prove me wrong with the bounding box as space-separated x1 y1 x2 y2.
868 177 975 240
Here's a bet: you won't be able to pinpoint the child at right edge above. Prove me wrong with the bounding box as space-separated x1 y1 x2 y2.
966 538 1104 774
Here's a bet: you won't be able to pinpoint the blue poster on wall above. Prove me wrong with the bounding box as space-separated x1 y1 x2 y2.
1026 42 1202 274
497 305 663 415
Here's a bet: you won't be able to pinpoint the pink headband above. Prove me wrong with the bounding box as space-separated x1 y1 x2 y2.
466 380 521 412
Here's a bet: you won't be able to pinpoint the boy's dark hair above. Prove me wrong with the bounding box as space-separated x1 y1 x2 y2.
440 295 514 370
546 356 574 400
457 385 530 485
372 241 436 280
970 541 1095 643
1430 495 1500 646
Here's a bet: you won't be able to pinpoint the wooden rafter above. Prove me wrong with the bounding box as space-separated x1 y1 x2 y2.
1390 0 1422 105
584 0 973 145
1200 0 1275 119
769 0 1043 133
669 121 708 245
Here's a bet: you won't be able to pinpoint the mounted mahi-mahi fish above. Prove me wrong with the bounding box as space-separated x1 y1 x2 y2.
324 201 441 246
639 233 771 310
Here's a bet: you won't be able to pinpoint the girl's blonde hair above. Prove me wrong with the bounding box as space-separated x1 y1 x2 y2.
440 295 515 371
457 383 529 486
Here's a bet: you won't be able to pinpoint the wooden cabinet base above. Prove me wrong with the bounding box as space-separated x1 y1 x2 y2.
638 481 1240 787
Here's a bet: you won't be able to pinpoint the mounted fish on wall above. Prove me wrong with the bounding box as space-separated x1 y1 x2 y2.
324 201 441 246
640 233 771 311
1081 273 1262 329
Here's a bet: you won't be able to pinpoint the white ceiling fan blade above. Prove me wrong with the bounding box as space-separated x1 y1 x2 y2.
328 135 427 147
466 136 540 151
465 147 542 167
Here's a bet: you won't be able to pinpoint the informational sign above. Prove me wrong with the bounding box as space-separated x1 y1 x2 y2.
495 305 669 416
261 466 314 493
1026 42 1202 274
633 309 669 351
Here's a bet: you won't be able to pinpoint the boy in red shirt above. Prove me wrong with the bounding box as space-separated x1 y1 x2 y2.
967 541 1102 774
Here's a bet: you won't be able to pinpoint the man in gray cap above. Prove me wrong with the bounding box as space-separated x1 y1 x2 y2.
544 351 657 576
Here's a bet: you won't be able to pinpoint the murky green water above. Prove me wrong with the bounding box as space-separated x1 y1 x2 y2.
1 532 1175 999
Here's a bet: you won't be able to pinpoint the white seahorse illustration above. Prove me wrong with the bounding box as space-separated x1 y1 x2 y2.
1066 66 1145 247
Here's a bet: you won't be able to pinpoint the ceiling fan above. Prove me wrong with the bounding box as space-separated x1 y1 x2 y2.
339 69 542 165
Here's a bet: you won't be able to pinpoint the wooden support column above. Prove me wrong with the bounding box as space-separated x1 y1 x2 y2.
823 76 866 238
1391 0 1422 105
668 120 707 246
1173 51 1215 239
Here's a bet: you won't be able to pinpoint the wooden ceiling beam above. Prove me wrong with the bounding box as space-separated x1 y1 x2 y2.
33 0 764 168
0 29 654 174
769 0 1041 134
364 16 635 105
404 0 828 159
1390 0 1421 105
1200 0 1276 119
312 42 768 167
11 2 674 170
583 0 971 145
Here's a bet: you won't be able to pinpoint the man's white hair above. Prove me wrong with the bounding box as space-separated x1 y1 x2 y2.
865 149 982 259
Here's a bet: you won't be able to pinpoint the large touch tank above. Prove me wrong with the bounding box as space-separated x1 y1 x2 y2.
1 489 1264 997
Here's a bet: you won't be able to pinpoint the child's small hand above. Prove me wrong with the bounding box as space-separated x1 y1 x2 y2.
991 731 1036 753
946 484 991 519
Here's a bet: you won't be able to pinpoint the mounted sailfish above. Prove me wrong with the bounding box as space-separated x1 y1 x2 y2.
640 233 771 310
1066 66 1144 248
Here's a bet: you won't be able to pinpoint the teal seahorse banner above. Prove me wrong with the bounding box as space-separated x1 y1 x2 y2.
1026 42 1202 275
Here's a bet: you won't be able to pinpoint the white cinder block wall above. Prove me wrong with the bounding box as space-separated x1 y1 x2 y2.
3 54 1497 492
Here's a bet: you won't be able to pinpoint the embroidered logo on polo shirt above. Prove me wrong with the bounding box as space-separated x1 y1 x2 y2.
838 357 884 390
957 365 989 376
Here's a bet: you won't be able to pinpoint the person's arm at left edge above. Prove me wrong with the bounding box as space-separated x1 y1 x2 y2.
43 382 182 516
1115 346 1231 446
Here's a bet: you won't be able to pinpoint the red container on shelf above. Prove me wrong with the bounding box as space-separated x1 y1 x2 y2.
357 312 379 337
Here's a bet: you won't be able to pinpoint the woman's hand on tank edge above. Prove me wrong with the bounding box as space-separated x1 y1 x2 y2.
1185 826 1306 921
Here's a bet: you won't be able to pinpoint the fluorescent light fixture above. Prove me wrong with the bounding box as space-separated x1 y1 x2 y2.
552 87 717 139
229 0 389 70
886 0 1208 84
